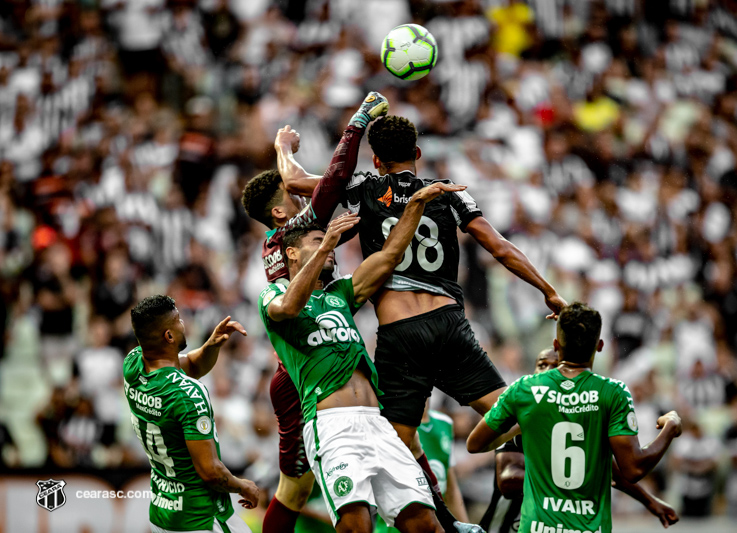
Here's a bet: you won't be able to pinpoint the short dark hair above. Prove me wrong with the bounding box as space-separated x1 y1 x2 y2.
241 170 284 228
282 223 324 254
558 302 601 362
131 295 176 344
368 116 418 164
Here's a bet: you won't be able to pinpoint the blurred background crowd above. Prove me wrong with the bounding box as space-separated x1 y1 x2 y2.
0 0 737 527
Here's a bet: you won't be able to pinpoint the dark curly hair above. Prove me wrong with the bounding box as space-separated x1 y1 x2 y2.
558 302 602 362
368 115 418 165
241 170 283 229
282 223 324 253
131 295 176 344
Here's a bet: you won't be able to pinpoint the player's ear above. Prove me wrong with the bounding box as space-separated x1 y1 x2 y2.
373 154 381 169
596 339 604 352
553 338 560 352
415 146 421 161
285 246 299 261
164 329 174 344
271 205 286 222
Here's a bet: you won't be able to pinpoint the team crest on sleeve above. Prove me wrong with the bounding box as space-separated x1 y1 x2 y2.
196 415 212 434
262 290 277 307
36 479 66 511
326 295 345 308
627 411 638 432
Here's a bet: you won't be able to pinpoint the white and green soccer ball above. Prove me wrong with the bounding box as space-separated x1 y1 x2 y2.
381 24 438 81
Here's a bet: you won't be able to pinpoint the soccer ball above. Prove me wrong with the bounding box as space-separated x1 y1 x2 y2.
381 24 438 81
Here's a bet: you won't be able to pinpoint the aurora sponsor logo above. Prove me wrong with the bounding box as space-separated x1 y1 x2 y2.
325 462 349 478
307 311 360 346
531 522 601 533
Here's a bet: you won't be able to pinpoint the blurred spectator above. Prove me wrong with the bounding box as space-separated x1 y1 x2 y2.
0 0 735 523
670 420 723 517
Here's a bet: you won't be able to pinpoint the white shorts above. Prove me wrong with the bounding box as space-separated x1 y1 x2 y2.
303 406 435 527
150 514 251 533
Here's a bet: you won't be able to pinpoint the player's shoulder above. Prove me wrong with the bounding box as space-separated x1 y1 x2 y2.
428 409 454 428
590 372 633 394
259 281 287 301
347 170 381 190
323 274 353 295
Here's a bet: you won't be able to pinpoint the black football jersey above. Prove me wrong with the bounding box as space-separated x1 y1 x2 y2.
344 170 482 305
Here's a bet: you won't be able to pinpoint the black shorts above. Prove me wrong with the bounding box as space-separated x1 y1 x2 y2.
374 304 506 427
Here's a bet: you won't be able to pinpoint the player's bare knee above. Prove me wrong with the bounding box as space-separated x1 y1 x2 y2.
394 504 442 533
275 471 313 511
336 502 372 533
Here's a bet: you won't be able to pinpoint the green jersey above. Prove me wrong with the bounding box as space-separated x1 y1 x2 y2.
375 410 455 533
484 369 638 533
258 276 381 421
123 346 234 531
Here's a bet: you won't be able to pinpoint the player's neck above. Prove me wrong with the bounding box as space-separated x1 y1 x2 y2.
556 360 592 377
380 162 415 175
141 348 181 373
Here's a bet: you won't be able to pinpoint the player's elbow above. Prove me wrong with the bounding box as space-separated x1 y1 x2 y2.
618 463 645 484
195 460 226 485
490 239 515 261
498 469 524 499
466 434 486 454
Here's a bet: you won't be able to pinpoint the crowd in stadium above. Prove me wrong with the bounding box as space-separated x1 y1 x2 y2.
1 0 737 525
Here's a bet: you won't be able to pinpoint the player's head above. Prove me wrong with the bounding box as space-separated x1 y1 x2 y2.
534 347 559 374
241 170 304 229
282 223 335 277
368 115 421 171
131 295 187 353
554 302 603 364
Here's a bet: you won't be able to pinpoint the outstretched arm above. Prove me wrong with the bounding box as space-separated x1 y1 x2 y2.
277 92 389 223
351 183 467 304
179 316 247 379
267 214 361 322
275 126 321 196
610 411 682 484
611 461 679 528
466 217 567 318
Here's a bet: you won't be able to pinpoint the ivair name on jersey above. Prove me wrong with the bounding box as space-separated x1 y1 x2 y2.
532 386 600 414
124 382 163 417
543 498 595 515
531 521 601 533
264 249 285 276
307 311 360 346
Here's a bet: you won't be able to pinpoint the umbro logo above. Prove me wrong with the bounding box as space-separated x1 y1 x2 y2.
532 386 549 403
561 381 575 391
378 186 392 207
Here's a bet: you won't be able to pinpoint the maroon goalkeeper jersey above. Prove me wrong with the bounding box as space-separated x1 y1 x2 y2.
261 126 364 282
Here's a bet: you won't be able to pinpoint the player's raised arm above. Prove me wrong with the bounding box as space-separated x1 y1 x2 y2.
179 316 247 379
267 213 361 322
351 182 467 304
186 439 260 508
465 216 567 319
277 92 388 210
610 411 682 484
275 125 322 196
